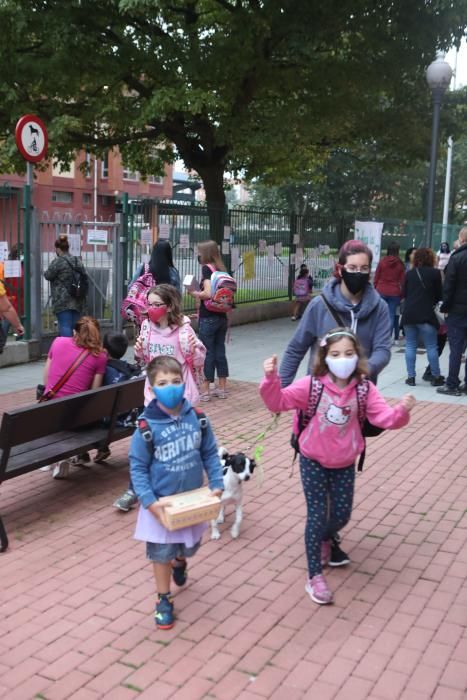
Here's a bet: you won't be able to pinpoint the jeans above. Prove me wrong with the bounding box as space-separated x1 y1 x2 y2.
198 315 229 382
300 457 355 578
56 309 81 337
379 294 401 340
404 323 440 378
445 314 467 389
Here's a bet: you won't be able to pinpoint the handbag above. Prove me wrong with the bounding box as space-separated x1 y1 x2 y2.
320 295 384 439
39 349 90 402
415 268 444 325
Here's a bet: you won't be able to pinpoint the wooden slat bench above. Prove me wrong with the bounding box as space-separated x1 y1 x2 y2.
0 376 145 552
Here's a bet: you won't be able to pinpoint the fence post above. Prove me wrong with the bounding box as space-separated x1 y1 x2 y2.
121 192 129 290
289 213 298 301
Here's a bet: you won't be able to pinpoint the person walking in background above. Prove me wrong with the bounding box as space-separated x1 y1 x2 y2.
43 234 87 337
436 242 451 274
437 227 467 396
291 264 313 321
260 329 414 605
188 240 229 402
122 240 181 328
40 316 107 479
405 247 417 272
374 241 405 345
401 248 444 387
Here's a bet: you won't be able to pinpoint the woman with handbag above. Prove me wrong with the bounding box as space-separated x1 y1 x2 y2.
401 248 444 387
40 316 107 478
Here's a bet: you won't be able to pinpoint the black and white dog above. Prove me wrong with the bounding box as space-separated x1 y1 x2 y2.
211 447 256 540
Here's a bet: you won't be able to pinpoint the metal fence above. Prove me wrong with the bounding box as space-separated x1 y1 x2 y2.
124 199 350 311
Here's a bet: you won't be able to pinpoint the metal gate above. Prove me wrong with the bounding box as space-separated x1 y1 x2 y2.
0 184 26 336
36 216 124 343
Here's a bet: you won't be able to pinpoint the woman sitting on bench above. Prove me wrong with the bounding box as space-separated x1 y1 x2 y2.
40 316 107 479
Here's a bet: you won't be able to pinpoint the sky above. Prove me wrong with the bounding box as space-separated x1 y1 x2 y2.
446 38 467 88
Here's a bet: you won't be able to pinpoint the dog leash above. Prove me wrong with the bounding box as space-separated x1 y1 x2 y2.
244 413 280 488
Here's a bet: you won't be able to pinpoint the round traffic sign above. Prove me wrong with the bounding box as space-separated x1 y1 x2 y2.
15 114 48 163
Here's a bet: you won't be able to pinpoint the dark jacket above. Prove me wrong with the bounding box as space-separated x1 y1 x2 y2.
441 243 467 316
401 267 442 328
374 255 405 297
43 254 87 315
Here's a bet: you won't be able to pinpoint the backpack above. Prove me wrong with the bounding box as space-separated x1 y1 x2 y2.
120 263 155 325
63 256 89 300
204 264 237 313
106 358 142 384
293 277 310 297
291 376 374 471
178 325 206 390
138 408 208 449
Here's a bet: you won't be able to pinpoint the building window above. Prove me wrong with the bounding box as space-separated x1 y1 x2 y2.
101 153 109 178
149 175 164 184
83 193 91 205
52 191 73 203
52 161 75 178
122 168 139 181
99 195 112 206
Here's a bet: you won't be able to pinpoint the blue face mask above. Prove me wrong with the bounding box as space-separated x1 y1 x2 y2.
153 383 185 409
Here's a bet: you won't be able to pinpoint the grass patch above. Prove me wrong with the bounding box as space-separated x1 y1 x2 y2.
122 683 142 692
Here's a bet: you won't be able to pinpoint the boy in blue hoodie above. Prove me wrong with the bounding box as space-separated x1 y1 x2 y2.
129 355 223 630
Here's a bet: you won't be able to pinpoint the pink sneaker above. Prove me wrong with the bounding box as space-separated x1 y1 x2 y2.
321 540 331 567
305 574 333 605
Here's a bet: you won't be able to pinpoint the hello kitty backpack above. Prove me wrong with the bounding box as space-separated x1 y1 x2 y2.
120 263 155 326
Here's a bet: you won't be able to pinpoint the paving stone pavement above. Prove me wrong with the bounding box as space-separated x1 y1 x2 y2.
1 372 467 700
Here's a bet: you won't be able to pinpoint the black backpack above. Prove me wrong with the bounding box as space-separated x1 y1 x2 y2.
64 256 89 299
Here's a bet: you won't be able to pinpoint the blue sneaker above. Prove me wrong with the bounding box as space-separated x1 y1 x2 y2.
172 559 187 587
154 595 175 630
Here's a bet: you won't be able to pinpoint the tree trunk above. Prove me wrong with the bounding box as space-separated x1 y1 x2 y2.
197 164 227 245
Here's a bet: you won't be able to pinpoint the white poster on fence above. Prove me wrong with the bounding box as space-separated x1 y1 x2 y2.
354 220 383 266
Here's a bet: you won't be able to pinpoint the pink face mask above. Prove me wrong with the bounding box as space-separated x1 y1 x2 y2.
147 305 168 324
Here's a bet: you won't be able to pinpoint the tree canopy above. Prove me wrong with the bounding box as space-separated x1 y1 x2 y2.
0 0 466 240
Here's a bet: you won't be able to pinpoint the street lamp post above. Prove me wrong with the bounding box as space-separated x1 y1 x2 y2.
425 55 453 248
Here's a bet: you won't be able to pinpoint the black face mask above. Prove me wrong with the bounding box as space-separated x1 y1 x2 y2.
341 269 370 295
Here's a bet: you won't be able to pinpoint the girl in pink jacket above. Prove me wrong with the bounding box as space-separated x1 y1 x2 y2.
135 284 206 406
260 327 415 606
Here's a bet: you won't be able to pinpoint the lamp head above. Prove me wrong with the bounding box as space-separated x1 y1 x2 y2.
426 56 453 91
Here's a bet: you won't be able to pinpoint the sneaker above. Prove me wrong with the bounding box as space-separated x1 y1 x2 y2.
95 448 111 463
172 559 187 587
437 385 462 396
291 316 297 321
212 387 228 399
113 489 138 512
430 376 445 387
72 452 91 467
53 460 70 479
329 539 351 567
405 377 415 386
321 540 331 567
155 594 175 629
199 392 211 402
305 574 333 605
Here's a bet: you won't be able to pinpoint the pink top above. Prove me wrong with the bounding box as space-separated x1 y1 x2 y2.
260 372 410 468
45 337 107 398
136 317 206 406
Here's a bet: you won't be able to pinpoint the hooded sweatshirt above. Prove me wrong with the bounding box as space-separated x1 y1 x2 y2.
260 372 410 468
136 316 206 405
129 398 224 509
374 255 406 297
279 278 392 386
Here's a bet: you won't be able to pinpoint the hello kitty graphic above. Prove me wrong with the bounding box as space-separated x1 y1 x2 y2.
325 403 351 425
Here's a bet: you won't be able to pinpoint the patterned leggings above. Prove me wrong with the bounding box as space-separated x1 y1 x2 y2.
299 457 355 578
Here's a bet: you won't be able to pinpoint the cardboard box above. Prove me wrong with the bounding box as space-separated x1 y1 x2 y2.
183 274 200 292
158 487 221 531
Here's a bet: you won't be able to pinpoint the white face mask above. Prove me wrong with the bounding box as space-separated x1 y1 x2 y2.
325 355 358 380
